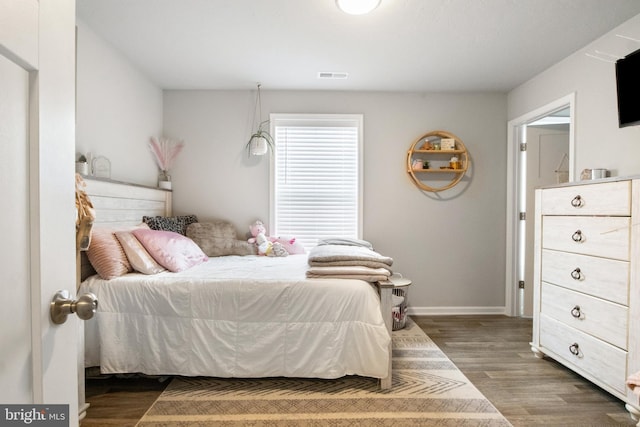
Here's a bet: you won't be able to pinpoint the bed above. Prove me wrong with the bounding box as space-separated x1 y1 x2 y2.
78 177 395 388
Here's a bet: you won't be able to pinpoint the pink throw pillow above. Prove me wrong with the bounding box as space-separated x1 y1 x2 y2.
87 228 132 280
132 228 208 272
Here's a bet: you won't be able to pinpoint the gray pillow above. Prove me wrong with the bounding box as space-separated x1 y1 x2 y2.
186 221 256 257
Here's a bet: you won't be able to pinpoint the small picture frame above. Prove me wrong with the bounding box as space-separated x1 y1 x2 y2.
440 138 456 151
92 156 111 179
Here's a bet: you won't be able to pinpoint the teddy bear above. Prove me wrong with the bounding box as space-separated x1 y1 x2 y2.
248 220 288 257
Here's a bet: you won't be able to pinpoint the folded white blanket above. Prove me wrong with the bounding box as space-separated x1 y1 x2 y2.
308 244 393 267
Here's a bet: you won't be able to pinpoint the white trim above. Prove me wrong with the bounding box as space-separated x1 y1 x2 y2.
504 92 576 317
407 306 509 316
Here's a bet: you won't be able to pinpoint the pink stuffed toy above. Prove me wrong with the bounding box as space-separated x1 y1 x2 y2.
248 220 287 257
248 220 305 256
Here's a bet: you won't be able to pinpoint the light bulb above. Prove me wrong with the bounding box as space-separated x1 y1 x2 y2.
336 0 381 15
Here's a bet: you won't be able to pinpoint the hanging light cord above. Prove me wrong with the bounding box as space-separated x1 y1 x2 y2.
252 83 263 129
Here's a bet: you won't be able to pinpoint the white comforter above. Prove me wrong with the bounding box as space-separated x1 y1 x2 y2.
81 254 390 379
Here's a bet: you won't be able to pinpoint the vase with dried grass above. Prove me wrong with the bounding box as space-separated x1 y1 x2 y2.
148 136 184 190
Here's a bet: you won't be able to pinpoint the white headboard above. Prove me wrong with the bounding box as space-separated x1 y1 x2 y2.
83 177 172 226
78 177 172 283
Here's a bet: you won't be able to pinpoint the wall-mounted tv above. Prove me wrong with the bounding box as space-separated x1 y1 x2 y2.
616 47 640 128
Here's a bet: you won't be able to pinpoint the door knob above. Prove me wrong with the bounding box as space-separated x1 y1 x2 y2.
50 290 98 324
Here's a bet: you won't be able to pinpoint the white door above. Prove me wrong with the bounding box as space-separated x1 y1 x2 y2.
0 0 79 424
522 127 569 317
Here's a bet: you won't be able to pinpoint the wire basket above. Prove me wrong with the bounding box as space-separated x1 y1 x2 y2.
392 287 408 330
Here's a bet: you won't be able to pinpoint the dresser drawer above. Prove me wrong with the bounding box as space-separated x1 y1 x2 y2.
541 249 629 305
541 283 628 349
539 314 627 394
542 216 630 260
541 181 631 216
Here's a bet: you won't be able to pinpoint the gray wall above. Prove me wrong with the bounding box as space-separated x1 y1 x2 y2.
76 21 163 187
508 14 640 177
163 90 508 314
75 17 512 313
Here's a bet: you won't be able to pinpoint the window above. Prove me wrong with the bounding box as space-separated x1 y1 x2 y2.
270 114 363 251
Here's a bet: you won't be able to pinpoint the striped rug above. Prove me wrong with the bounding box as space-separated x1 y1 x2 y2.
137 318 511 426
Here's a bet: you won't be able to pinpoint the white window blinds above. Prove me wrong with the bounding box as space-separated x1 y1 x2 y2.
270 114 363 251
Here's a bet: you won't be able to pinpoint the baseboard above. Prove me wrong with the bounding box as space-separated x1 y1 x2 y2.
79 402 90 421
407 306 510 316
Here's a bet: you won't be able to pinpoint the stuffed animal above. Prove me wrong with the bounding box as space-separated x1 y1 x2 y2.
248 220 288 257
248 220 305 256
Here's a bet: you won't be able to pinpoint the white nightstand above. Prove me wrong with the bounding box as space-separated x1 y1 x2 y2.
389 273 412 330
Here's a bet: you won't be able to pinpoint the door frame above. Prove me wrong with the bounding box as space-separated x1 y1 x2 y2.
504 92 576 317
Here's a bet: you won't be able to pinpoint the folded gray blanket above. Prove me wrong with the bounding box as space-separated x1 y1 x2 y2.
317 237 374 250
307 243 393 267
306 265 391 282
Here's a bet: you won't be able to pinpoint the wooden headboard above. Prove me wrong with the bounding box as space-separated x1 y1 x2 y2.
78 177 172 283
83 177 172 226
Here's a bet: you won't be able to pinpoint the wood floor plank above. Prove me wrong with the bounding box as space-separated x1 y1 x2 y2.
82 315 639 426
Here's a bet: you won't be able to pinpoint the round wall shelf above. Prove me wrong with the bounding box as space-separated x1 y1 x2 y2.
406 130 469 192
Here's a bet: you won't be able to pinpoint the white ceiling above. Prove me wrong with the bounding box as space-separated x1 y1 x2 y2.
76 0 640 92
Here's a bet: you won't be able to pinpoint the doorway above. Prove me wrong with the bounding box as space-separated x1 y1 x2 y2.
505 93 575 317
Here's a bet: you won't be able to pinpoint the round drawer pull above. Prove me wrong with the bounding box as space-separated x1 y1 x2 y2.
571 230 584 242
570 268 582 280
570 305 582 319
571 195 584 208
569 343 581 357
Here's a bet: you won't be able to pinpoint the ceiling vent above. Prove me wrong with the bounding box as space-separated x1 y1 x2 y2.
318 72 349 79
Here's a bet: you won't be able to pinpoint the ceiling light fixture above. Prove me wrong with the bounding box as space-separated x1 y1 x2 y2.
335 0 381 15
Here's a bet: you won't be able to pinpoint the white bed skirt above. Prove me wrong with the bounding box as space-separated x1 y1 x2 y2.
81 254 390 379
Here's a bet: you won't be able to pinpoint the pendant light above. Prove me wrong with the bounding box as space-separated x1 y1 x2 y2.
245 83 274 156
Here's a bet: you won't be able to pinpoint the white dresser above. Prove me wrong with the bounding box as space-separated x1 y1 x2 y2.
532 178 640 421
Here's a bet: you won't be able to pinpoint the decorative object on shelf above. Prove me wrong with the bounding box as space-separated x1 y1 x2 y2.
450 156 461 169
580 168 609 181
91 156 111 179
149 136 185 190
245 83 274 157
406 130 470 192
335 0 381 15
441 138 456 151
76 154 89 175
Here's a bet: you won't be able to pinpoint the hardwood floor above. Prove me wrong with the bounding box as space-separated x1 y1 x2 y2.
414 315 637 427
82 375 169 426
81 315 638 426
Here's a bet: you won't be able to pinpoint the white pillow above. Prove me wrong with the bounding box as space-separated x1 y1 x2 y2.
115 231 166 275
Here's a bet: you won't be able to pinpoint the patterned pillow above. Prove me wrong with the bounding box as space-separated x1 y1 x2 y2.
142 214 198 235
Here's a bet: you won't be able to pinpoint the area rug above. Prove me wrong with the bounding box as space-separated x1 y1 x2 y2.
137 318 511 426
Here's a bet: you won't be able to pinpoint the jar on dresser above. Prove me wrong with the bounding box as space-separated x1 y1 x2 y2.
531 177 640 422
